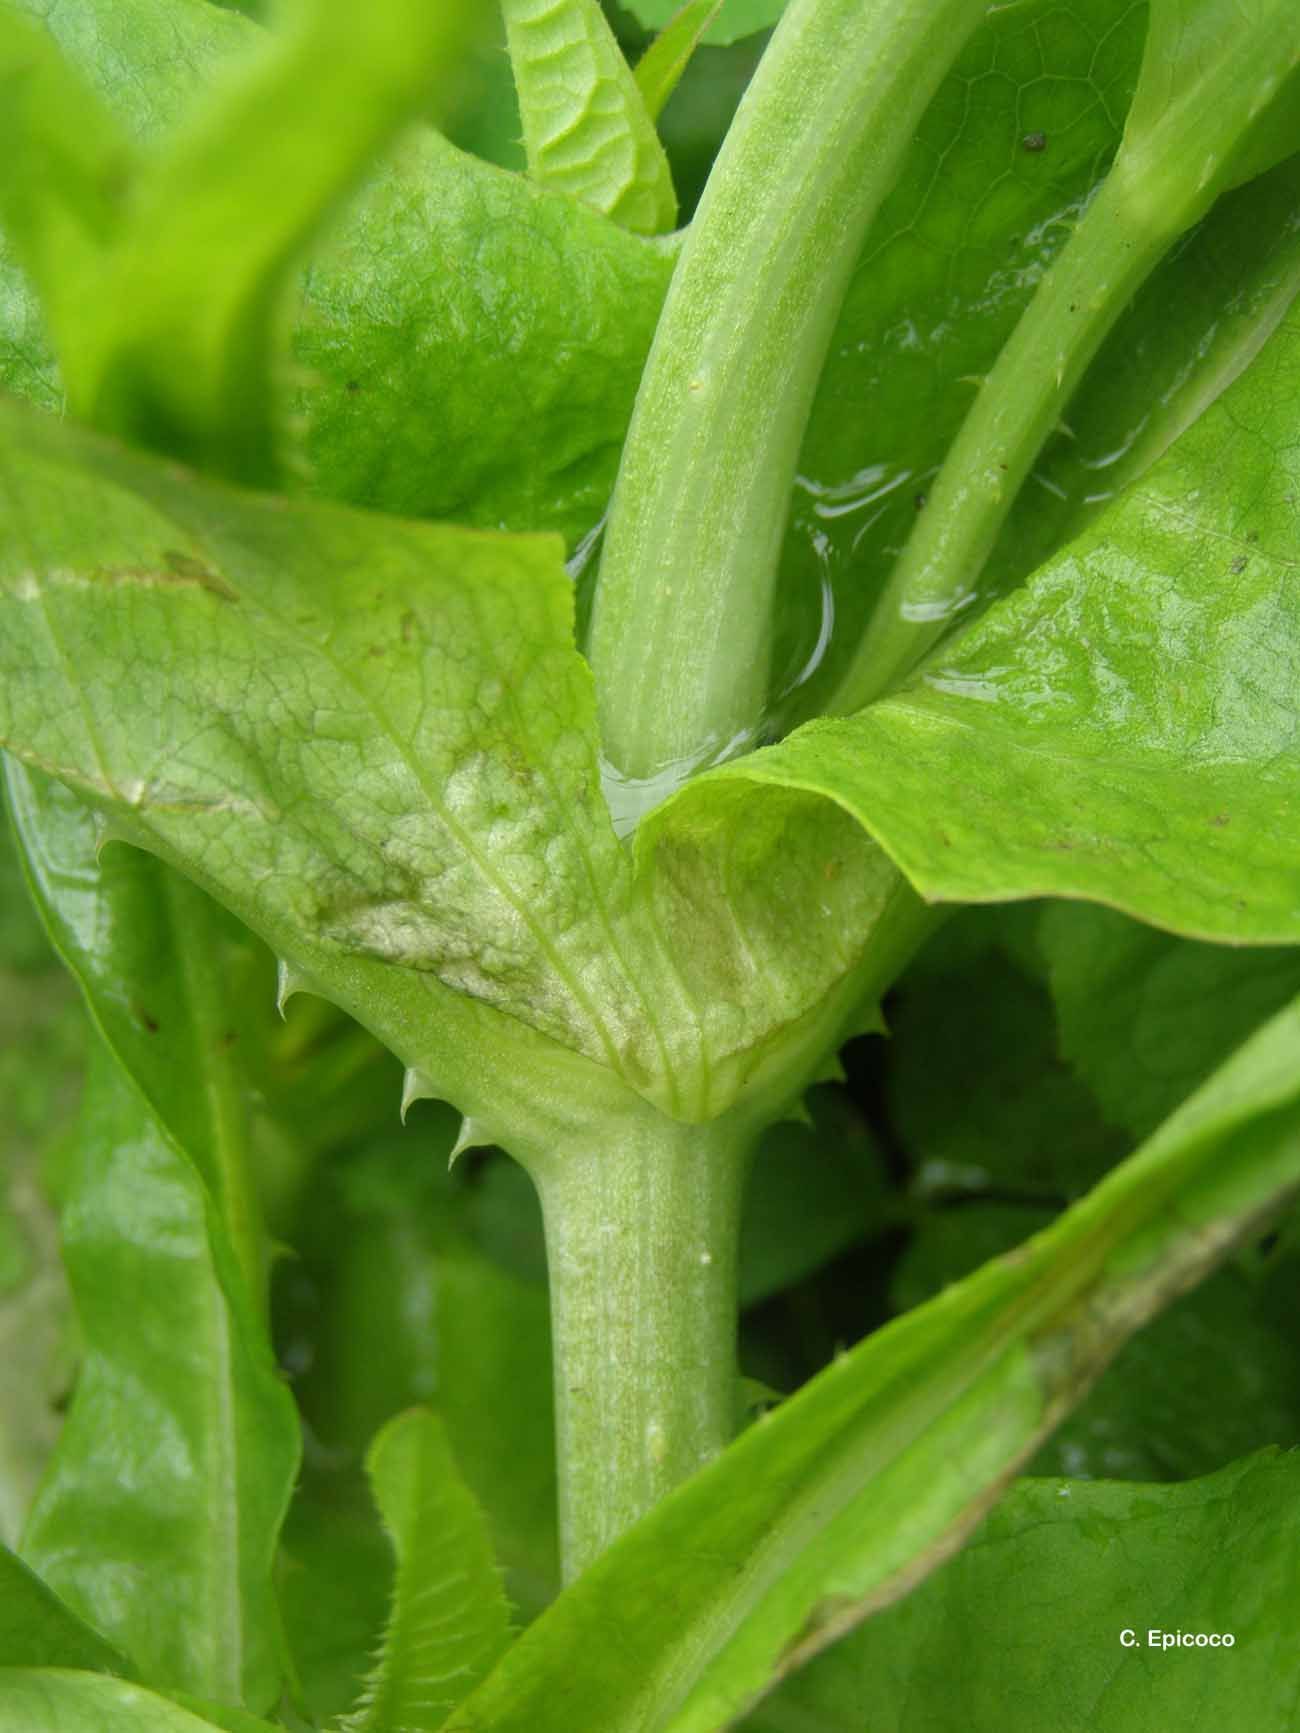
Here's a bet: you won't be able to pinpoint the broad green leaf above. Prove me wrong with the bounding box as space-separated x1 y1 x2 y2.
20 1043 299 1711
633 1 725 123
748 1452 1300 1733
341 1410 514 1733
64 0 479 483
0 0 673 540
502 0 677 234
0 8 132 357
0 394 927 1130
622 0 782 48
5 765 269 1302
0 1547 130 1674
1039 902 1300 1140
0 395 644 1135
0 935 81 1545
0 1671 279 1733
676 304 1300 947
443 993 1300 1733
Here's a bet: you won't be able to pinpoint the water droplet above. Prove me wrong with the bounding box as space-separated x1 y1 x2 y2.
899 589 977 625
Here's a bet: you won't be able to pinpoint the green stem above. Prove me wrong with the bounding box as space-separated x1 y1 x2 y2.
532 1107 752 1581
827 170 1185 713
828 10 1300 713
587 0 988 787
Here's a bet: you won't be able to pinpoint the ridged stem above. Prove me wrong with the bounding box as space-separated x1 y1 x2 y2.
532 1108 751 1581
587 0 989 787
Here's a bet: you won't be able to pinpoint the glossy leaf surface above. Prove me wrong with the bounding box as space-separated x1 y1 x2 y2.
748 1452 1300 1733
0 1548 129 1675
444 992 1300 1733
679 306 1300 946
5 765 267 1300
0 1671 278 1733
20 1046 299 1711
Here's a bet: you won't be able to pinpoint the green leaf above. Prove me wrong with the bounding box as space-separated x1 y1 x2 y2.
889 1198 1300 1482
0 1671 279 1733
0 922 81 1546
749 1452 1300 1733
5 764 269 1303
622 0 783 49
502 0 677 234
633 1 725 123
442 993 1300 1733
0 0 673 540
1039 902 1300 1141
0 394 930 1129
286 1125 559 1607
831 0 1300 706
0 1547 130 1675
988 151 1300 600
56 0 480 482
687 304 1300 947
20 1043 299 1711
0 7 132 357
0 394 644 1132
341 1410 514 1733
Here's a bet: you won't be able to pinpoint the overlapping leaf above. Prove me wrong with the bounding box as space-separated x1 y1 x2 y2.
20 1045 298 1712
0 0 673 539
0 1672 278 1733
748 1453 1300 1733
442 992 1300 1733
341 1410 513 1733
502 0 677 233
656 305 1300 947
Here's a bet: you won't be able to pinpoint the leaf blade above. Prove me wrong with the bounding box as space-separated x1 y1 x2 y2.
342 1410 514 1733
442 991 1300 1733
503 0 678 233
19 1043 299 1711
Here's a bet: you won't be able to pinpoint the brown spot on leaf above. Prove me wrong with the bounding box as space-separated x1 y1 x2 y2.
1022 131 1048 153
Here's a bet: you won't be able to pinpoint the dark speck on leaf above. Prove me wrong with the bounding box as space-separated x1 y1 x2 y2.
137 1007 160 1033
1022 131 1047 153
401 610 416 643
914 493 927 510
163 548 238 602
346 379 361 394
1209 813 1231 827
1230 555 1248 574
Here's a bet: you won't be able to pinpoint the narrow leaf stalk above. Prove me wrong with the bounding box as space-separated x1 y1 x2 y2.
830 8 1300 712
588 0 989 790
